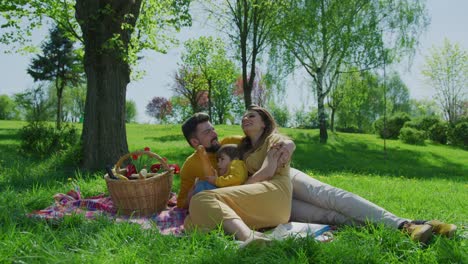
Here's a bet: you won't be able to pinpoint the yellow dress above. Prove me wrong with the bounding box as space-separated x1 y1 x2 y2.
184 133 292 231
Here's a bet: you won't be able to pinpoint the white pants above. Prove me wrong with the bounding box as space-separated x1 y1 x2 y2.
290 168 408 229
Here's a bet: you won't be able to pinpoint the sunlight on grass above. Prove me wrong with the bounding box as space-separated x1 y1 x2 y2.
0 121 467 263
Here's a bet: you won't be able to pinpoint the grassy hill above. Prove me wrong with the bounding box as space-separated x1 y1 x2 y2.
0 120 466 263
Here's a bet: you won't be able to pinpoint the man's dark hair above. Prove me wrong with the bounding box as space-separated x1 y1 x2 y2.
216 144 240 160
182 112 210 146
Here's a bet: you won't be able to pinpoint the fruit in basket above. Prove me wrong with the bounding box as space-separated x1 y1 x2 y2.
115 173 129 180
139 168 148 179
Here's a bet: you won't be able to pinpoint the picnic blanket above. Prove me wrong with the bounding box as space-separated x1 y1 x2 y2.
29 187 333 241
28 187 188 235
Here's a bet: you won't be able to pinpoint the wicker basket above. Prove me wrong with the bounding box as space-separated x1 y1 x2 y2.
104 150 173 216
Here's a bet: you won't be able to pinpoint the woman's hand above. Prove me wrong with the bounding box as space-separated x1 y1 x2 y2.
245 147 281 184
271 140 295 167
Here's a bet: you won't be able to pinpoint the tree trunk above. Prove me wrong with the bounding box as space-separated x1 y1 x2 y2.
56 78 63 130
207 78 212 120
76 0 141 170
316 72 328 143
330 107 335 132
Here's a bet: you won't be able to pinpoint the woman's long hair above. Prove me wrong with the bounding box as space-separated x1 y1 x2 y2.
238 105 278 159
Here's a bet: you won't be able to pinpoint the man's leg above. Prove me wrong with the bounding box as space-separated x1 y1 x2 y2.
290 168 408 229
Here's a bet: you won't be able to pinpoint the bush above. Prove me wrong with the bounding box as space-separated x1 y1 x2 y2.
374 112 411 139
19 122 79 157
269 105 290 127
399 127 425 145
448 122 468 148
292 108 320 129
403 115 441 139
429 122 448 144
336 125 362 133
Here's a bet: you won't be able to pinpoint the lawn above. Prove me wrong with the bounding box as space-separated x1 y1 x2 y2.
0 120 467 263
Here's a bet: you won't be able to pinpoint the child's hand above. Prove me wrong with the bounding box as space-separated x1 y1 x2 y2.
206 175 217 185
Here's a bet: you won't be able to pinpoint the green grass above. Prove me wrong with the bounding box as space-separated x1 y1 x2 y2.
0 120 467 263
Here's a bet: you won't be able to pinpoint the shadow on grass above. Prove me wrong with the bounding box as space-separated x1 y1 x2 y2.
290 132 467 181
0 128 22 141
144 134 185 142
0 141 87 192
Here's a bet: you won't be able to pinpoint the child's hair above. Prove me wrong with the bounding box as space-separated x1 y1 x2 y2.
216 144 240 160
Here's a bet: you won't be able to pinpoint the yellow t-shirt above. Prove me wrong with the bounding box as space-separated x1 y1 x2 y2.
177 136 243 208
215 159 248 187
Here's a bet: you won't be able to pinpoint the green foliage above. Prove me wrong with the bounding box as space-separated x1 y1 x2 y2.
211 0 286 108
336 125 361 134
334 71 382 133
269 104 290 127
448 122 468 148
274 0 429 142
291 107 319 129
0 94 19 120
408 99 442 118
179 36 238 124
13 85 54 122
386 72 411 114
374 112 411 139
61 84 86 122
399 127 425 145
27 25 83 129
404 115 442 139
168 96 192 124
125 100 138 123
18 121 79 158
429 121 448 144
422 39 468 125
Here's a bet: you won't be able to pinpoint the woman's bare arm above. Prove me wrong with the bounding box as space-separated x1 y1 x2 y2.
245 148 280 184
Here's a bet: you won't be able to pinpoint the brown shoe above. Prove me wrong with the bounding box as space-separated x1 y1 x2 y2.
403 222 433 244
426 220 457 238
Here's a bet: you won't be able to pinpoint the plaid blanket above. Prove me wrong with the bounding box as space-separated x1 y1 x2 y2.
28 187 188 235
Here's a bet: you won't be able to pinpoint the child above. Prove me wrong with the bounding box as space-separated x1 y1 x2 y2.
192 144 248 195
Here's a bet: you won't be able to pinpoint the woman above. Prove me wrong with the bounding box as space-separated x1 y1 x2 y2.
184 105 292 243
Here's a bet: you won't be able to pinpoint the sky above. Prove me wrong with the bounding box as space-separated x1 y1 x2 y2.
1 0 467 123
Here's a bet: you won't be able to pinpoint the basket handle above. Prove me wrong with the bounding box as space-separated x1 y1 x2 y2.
115 150 170 172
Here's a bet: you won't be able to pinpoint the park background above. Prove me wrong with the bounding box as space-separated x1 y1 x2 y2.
1 0 467 124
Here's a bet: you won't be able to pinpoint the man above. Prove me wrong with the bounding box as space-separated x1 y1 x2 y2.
177 112 239 208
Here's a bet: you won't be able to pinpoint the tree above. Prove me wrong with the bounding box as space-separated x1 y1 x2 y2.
180 36 237 122
62 83 86 122
207 0 285 109
275 0 429 143
0 94 19 120
125 100 137 123
422 39 468 125
385 72 410 114
146 97 173 123
1 0 191 170
169 96 192 123
408 99 441 118
334 71 383 133
14 85 54 122
172 66 209 114
27 25 83 129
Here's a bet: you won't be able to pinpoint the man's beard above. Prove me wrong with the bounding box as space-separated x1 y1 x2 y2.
205 145 220 153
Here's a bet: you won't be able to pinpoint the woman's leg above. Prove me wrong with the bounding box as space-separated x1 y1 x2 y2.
290 168 408 229
184 181 291 236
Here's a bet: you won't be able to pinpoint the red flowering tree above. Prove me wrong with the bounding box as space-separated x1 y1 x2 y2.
146 97 173 123
234 68 269 107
